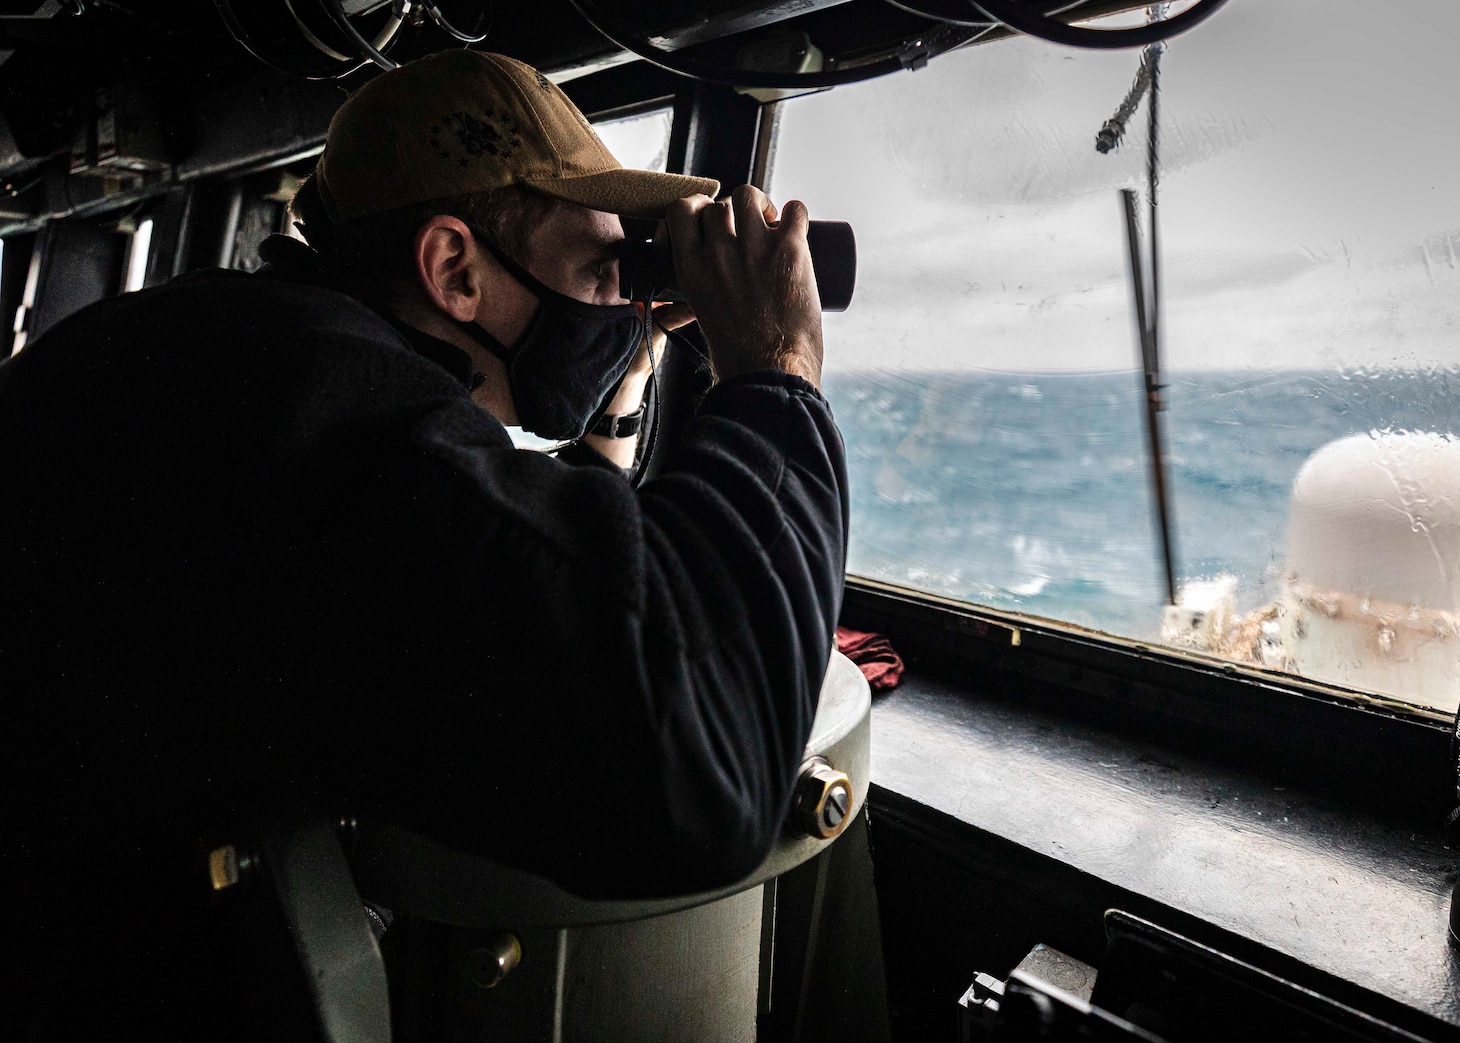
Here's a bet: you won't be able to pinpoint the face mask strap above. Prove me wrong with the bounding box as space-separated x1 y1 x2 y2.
627 293 660 482
468 227 546 298
454 309 515 363
466 225 639 321
449 223 649 443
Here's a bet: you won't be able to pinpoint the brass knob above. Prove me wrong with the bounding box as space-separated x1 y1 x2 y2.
463 932 522 990
207 844 257 891
792 757 854 840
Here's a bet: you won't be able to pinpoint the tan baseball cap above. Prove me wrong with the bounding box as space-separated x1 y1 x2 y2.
316 49 720 225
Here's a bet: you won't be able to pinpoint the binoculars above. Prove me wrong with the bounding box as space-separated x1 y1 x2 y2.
617 218 857 313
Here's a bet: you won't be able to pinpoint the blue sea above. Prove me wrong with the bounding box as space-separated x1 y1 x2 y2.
822 369 1460 640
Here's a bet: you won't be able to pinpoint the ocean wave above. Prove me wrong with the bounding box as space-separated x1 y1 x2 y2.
831 368 1460 638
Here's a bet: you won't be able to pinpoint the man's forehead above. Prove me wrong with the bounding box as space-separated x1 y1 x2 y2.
541 201 624 249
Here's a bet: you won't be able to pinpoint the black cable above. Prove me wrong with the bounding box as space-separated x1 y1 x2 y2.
881 0 1084 29
321 0 400 70
214 0 369 80
565 0 978 89
423 1 490 44
882 0 994 28
965 0 1228 49
630 300 660 484
1095 43 1155 152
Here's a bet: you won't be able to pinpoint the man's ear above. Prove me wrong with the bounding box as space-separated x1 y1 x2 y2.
413 216 486 323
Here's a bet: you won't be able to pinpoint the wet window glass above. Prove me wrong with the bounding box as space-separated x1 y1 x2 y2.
593 107 672 174
767 1 1460 713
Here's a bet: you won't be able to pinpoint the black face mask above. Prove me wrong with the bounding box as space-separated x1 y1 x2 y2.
456 231 643 441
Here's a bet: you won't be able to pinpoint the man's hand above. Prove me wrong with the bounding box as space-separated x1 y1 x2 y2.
624 301 695 382
665 185 824 390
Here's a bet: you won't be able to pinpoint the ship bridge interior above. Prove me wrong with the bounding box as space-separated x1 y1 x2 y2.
2 1 1459 1040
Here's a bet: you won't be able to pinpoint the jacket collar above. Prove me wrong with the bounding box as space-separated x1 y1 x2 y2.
255 235 477 390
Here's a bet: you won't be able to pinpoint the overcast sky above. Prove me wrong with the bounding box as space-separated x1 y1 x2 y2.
762 0 1460 373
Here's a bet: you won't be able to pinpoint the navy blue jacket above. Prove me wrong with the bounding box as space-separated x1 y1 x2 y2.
0 249 847 914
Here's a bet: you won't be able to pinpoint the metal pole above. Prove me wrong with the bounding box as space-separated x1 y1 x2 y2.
1143 18 1178 607
1121 189 1150 364
1122 187 1177 607
1146 39 1164 389
750 101 781 192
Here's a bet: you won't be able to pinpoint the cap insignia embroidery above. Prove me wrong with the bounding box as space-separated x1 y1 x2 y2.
427 110 523 164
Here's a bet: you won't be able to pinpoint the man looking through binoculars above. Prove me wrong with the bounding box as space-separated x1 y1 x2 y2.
2 46 845 1036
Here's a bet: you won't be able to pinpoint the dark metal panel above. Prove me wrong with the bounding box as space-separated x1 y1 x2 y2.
842 579 1454 824
678 81 761 194
142 185 197 286
23 218 126 342
866 677 1460 1037
559 61 683 121
625 0 858 51
758 810 893 1043
177 71 343 184
181 180 246 274
666 84 697 176
257 812 392 1043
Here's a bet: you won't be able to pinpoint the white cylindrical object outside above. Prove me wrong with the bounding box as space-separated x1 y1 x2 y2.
1278 431 1460 712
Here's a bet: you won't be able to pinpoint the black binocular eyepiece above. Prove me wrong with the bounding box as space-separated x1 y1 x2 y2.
617 218 857 313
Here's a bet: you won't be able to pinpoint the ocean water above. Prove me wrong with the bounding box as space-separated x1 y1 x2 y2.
822 368 1460 640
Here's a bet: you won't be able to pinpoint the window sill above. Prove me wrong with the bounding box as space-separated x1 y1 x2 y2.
867 672 1460 1030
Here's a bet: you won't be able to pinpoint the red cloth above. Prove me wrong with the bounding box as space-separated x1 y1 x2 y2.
836 626 905 692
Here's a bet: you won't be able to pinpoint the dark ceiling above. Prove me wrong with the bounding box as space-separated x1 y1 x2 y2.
0 0 954 230
0 0 1153 232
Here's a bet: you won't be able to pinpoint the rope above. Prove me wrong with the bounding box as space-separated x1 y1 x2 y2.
1102 5 1178 606
1146 34 1164 401
1096 49 1154 154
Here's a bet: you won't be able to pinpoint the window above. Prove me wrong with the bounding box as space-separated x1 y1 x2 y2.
767 1 1460 712
591 107 673 174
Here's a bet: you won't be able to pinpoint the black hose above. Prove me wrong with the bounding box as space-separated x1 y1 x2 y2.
565 0 979 89
881 0 1086 29
966 0 1228 49
882 0 994 28
214 0 369 80
424 1 491 44
321 0 399 70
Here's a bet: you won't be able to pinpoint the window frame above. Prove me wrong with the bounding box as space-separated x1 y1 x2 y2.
844 576 1454 820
